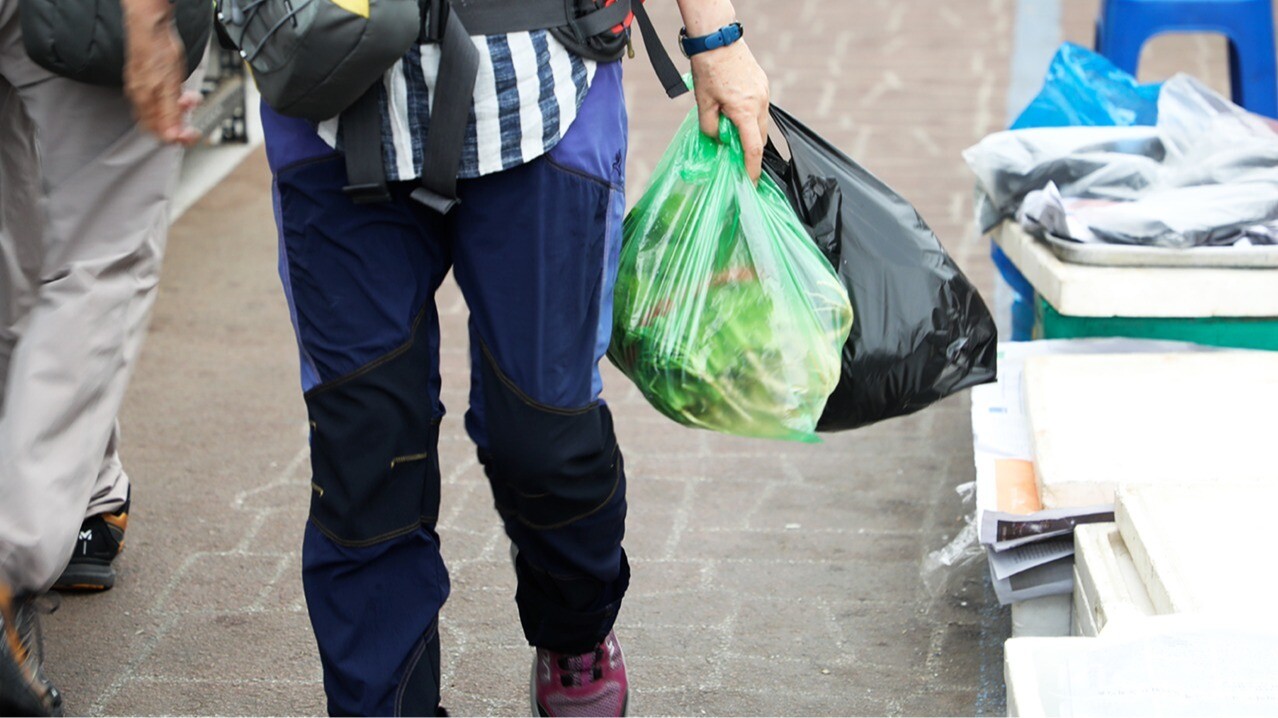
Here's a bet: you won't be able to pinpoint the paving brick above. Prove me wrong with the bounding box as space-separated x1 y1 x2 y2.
757 483 932 534
97 678 326 717
134 611 320 683
447 558 517 594
440 525 503 565
157 553 290 614
235 482 310 512
626 559 710 596
713 559 924 605
621 589 737 630
624 451 793 484
681 479 767 532
611 623 728 671
622 477 687 559
679 526 920 564
258 555 307 614
679 686 886 718
243 506 307 554
439 641 528 715
725 595 844 659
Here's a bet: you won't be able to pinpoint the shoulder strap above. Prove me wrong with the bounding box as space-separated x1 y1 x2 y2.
341 85 393 204
412 0 479 213
631 0 687 99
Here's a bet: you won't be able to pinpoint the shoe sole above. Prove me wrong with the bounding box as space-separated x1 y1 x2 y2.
529 657 544 717
51 563 115 592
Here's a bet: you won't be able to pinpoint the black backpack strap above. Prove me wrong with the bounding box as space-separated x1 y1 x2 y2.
413 0 479 213
341 85 393 204
569 0 632 37
450 0 628 38
631 0 687 99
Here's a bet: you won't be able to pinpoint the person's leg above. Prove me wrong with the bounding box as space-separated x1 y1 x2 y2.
0 9 63 715
86 425 130 516
0 77 41 418
449 59 629 661
0 0 181 598
264 106 452 717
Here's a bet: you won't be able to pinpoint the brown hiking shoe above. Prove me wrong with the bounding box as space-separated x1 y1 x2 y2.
0 585 63 716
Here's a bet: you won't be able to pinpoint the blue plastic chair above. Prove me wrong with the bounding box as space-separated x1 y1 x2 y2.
1096 0 1278 117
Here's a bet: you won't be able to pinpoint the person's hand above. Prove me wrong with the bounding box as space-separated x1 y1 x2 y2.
690 40 770 182
123 5 201 145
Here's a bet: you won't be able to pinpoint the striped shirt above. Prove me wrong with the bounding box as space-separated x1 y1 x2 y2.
317 30 597 182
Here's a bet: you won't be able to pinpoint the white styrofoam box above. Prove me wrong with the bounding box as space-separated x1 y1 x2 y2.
1012 593 1073 638
1005 636 1070 718
1115 483 1278 615
1004 615 1278 717
1073 523 1155 634
1023 352 1278 508
993 221 1278 318
1071 566 1098 638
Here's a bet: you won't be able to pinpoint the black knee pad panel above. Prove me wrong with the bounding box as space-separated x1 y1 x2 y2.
306 318 441 546
478 347 621 530
395 619 441 717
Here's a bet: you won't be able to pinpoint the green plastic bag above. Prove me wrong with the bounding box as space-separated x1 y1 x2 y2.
609 109 854 443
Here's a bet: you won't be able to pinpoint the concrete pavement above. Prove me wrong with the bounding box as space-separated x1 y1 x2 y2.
34 0 1120 714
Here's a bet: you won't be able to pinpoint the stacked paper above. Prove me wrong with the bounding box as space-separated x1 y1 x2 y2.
967 340 1211 607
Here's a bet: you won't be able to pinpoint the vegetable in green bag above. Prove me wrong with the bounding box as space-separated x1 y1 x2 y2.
609 108 853 443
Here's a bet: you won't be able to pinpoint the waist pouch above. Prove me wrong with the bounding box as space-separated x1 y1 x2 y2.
217 0 684 212
20 0 211 86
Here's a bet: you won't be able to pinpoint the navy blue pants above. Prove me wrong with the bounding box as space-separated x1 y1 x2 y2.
263 62 630 717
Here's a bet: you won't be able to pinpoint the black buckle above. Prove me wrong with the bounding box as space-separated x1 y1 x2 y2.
342 182 393 205
411 187 461 214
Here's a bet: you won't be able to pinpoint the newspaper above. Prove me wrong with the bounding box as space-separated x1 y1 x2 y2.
991 554 1074 604
988 536 1074 581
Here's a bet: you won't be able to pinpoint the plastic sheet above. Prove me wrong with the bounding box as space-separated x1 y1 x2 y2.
763 105 998 431
967 126 1166 233
609 109 853 443
967 76 1278 249
921 481 986 599
1011 43 1160 131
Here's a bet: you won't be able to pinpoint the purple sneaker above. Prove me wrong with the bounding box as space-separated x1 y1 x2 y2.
530 630 628 717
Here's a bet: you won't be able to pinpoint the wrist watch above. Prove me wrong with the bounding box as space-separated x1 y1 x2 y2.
679 21 745 58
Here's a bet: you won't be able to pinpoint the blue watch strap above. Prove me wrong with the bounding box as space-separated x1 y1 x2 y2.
679 22 744 58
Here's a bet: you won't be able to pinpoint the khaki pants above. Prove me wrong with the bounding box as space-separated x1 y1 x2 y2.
0 0 183 593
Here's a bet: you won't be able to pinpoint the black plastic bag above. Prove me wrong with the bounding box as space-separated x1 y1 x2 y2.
762 105 998 431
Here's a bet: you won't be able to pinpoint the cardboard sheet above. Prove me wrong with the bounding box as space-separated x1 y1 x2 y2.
1024 352 1278 508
